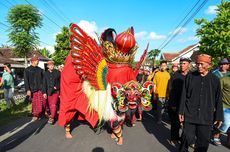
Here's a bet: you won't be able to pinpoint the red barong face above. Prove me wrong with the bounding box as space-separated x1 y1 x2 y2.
111 80 153 113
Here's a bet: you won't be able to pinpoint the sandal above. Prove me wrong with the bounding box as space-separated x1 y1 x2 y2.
211 138 221 146
48 118 54 124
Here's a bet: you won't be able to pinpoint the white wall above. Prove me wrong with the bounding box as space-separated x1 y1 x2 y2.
172 45 199 63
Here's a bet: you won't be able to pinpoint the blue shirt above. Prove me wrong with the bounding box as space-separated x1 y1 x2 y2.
213 69 230 78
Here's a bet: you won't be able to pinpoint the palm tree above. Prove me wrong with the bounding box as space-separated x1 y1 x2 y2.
147 49 161 68
39 48 52 58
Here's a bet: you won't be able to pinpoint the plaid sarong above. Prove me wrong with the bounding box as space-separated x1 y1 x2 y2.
32 91 46 117
48 93 59 119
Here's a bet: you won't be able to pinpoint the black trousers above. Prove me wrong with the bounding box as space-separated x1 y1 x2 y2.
168 108 180 141
157 97 166 121
125 108 137 126
179 122 212 152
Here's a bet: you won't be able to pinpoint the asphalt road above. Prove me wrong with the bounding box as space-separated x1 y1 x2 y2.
0 113 229 152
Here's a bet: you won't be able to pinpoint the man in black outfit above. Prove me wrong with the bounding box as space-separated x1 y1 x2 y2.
43 60 60 124
168 57 191 146
178 54 223 152
24 55 45 121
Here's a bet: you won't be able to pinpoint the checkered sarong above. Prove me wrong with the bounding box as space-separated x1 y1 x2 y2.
32 91 46 117
48 93 59 119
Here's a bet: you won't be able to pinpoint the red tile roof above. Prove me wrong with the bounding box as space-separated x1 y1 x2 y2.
162 44 198 61
162 53 179 61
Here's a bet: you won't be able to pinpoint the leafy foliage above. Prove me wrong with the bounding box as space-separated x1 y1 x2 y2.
195 0 230 65
52 26 70 65
147 49 161 67
39 47 51 58
7 4 42 58
0 44 10 48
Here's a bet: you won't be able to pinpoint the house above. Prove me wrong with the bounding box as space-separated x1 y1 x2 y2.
0 56 22 67
160 43 200 64
141 59 152 71
0 48 50 69
0 48 50 78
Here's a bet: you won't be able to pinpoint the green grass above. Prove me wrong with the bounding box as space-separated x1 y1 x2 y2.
0 100 32 127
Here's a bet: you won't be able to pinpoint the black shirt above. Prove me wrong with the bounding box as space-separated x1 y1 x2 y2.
42 69 60 96
136 74 148 84
168 71 186 109
179 71 223 125
24 66 44 93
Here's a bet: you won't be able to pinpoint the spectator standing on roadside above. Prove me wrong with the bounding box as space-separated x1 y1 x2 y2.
153 60 170 124
24 55 45 121
0 63 16 108
168 58 191 146
171 63 179 76
179 54 223 152
213 58 230 78
43 60 60 124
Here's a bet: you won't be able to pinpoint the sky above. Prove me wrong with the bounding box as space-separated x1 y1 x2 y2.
0 0 221 60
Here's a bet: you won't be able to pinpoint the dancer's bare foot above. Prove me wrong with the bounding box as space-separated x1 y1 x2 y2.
65 132 72 139
65 124 72 139
111 133 118 141
117 137 123 145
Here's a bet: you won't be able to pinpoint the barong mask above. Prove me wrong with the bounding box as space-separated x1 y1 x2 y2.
111 80 153 113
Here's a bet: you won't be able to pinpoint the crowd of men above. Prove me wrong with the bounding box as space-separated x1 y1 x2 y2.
0 54 229 152
23 55 61 124
136 55 229 151
0 55 61 125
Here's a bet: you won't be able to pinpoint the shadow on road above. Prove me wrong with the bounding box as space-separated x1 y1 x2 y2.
141 111 179 152
70 113 109 135
92 147 105 152
0 117 47 152
0 117 31 137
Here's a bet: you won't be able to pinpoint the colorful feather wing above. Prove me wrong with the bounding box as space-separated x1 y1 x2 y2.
69 23 108 90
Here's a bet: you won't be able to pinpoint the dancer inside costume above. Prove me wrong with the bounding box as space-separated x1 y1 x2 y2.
59 23 153 144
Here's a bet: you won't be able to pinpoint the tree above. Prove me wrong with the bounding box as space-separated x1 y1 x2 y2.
0 44 10 48
7 4 42 67
195 0 230 65
147 49 161 67
39 47 51 58
52 26 70 65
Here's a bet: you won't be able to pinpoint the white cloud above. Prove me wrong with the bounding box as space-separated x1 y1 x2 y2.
46 45 55 54
177 36 199 43
135 31 148 39
205 6 217 15
148 32 166 40
77 20 98 39
135 31 166 40
170 27 188 35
